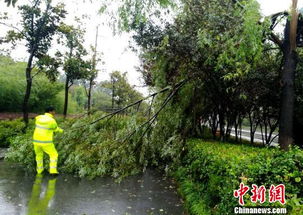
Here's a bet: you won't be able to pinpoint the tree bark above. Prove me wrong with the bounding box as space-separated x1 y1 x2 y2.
248 111 259 144
22 52 34 125
63 77 69 118
279 14 298 150
219 110 225 141
87 25 99 115
279 50 296 150
111 77 115 110
234 115 242 142
87 78 93 115
210 112 218 139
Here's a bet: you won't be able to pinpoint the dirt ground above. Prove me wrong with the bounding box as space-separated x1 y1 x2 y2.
0 113 38 120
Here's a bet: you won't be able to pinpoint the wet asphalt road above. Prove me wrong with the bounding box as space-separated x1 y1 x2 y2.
0 161 184 215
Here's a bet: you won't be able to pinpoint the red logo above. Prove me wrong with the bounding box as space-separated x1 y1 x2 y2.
269 184 286 205
251 184 266 204
234 182 250 205
234 183 286 205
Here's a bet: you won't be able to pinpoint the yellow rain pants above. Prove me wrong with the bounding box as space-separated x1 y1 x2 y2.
34 143 58 174
32 113 63 174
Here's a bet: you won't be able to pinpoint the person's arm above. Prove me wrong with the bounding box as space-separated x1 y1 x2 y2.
52 120 63 133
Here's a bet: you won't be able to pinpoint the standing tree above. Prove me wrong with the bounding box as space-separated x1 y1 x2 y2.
278 0 298 150
101 71 144 109
83 26 100 115
128 0 302 150
111 73 117 109
268 0 301 150
58 24 90 118
3 0 66 124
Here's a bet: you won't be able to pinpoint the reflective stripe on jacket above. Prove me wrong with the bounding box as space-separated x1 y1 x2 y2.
33 113 62 144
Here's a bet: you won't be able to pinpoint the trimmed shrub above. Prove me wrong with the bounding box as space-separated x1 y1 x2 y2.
175 139 303 214
0 119 26 147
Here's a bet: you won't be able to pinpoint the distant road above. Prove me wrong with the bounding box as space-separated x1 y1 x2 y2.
230 128 279 146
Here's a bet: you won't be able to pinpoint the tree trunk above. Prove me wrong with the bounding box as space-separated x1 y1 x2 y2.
248 111 258 144
239 119 242 142
225 117 231 141
279 14 298 150
23 68 32 125
279 50 296 150
87 78 93 115
234 115 241 142
197 119 204 137
260 124 265 146
22 53 34 125
219 110 225 141
63 77 69 118
88 26 98 115
111 78 115 110
210 112 218 139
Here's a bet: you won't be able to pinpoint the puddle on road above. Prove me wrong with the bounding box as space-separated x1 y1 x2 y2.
0 161 184 215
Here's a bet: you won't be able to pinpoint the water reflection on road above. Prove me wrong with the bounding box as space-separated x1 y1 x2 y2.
0 161 184 215
27 174 56 215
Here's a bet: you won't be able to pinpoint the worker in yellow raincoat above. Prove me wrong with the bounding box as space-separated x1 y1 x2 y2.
33 107 63 174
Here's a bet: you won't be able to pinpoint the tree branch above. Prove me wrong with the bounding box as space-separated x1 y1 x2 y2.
263 47 280 52
82 81 89 97
290 0 299 51
269 32 283 49
136 100 141 112
268 11 288 30
68 79 74 88
71 81 178 130
269 133 279 145
123 80 187 144
0 21 25 38
131 80 187 152
147 94 155 117
31 70 42 79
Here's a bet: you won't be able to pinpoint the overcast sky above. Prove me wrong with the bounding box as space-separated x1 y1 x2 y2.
0 0 301 95
258 0 303 16
0 0 140 85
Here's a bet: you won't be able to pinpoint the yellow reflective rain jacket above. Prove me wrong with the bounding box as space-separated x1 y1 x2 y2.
33 113 63 174
33 113 63 144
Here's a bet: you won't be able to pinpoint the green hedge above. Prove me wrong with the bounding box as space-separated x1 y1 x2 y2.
0 119 26 147
175 139 303 215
